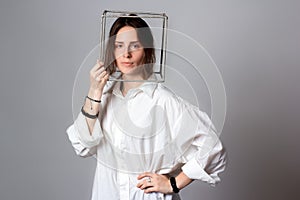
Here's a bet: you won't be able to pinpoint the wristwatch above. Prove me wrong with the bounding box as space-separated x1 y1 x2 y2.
170 177 180 193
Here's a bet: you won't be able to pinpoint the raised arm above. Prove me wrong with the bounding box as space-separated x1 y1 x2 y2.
66 60 109 157
83 60 109 134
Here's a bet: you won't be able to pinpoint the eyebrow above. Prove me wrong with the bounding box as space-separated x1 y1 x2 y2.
115 41 140 44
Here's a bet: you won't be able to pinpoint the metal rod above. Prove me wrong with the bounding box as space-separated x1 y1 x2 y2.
103 10 166 16
100 10 168 82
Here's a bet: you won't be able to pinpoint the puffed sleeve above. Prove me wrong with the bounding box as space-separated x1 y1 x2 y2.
66 112 103 157
180 107 227 186
163 91 227 186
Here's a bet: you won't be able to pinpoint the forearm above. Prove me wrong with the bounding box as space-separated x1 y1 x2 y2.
175 171 193 190
83 88 103 135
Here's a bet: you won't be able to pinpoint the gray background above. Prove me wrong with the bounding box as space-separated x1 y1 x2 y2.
1 0 299 200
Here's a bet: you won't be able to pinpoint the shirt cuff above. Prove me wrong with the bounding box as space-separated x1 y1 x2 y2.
181 157 218 186
74 112 102 148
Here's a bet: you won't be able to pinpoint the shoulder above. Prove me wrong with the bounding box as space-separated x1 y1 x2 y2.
154 84 199 111
154 84 180 104
154 84 177 99
154 84 213 132
154 84 211 123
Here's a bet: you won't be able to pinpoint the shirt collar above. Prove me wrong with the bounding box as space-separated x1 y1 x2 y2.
112 81 158 99
139 81 158 98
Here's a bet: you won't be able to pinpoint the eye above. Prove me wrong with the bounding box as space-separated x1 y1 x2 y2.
115 43 123 49
129 43 141 50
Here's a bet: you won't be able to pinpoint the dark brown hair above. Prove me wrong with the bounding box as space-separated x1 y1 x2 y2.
104 14 156 75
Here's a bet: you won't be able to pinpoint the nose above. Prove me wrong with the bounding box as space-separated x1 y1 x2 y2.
123 46 132 58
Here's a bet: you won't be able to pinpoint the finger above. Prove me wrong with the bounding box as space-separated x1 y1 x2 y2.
136 181 143 188
91 64 100 73
91 60 104 72
95 71 107 81
136 178 148 188
144 186 157 193
97 60 104 70
137 182 145 189
103 73 110 81
100 74 110 84
94 67 106 78
97 66 106 74
137 172 153 180
139 182 153 190
97 59 104 66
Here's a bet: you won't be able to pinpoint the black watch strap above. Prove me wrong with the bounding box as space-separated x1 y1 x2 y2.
170 177 180 193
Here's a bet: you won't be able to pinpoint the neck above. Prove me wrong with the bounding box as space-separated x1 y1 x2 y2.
121 81 143 96
122 71 147 81
120 70 150 96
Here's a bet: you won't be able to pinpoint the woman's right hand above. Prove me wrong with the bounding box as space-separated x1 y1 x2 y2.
88 60 109 100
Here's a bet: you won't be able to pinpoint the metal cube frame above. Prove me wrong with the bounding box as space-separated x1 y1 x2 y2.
100 10 168 82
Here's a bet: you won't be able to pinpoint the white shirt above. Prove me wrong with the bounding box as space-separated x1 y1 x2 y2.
66 81 226 200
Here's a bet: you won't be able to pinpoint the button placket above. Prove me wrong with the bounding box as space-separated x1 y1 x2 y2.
118 172 130 200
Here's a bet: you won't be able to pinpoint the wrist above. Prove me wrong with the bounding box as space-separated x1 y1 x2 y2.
88 88 102 100
170 177 180 193
83 101 99 115
81 106 99 119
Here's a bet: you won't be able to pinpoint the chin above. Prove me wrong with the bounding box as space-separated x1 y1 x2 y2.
120 66 148 78
119 66 137 74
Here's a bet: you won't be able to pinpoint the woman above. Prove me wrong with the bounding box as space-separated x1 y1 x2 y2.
67 14 226 200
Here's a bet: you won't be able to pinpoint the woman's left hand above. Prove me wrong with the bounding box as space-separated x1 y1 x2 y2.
137 172 173 194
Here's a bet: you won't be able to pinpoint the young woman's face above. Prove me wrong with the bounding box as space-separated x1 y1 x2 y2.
114 26 145 74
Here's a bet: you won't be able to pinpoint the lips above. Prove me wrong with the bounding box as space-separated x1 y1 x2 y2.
121 62 134 67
